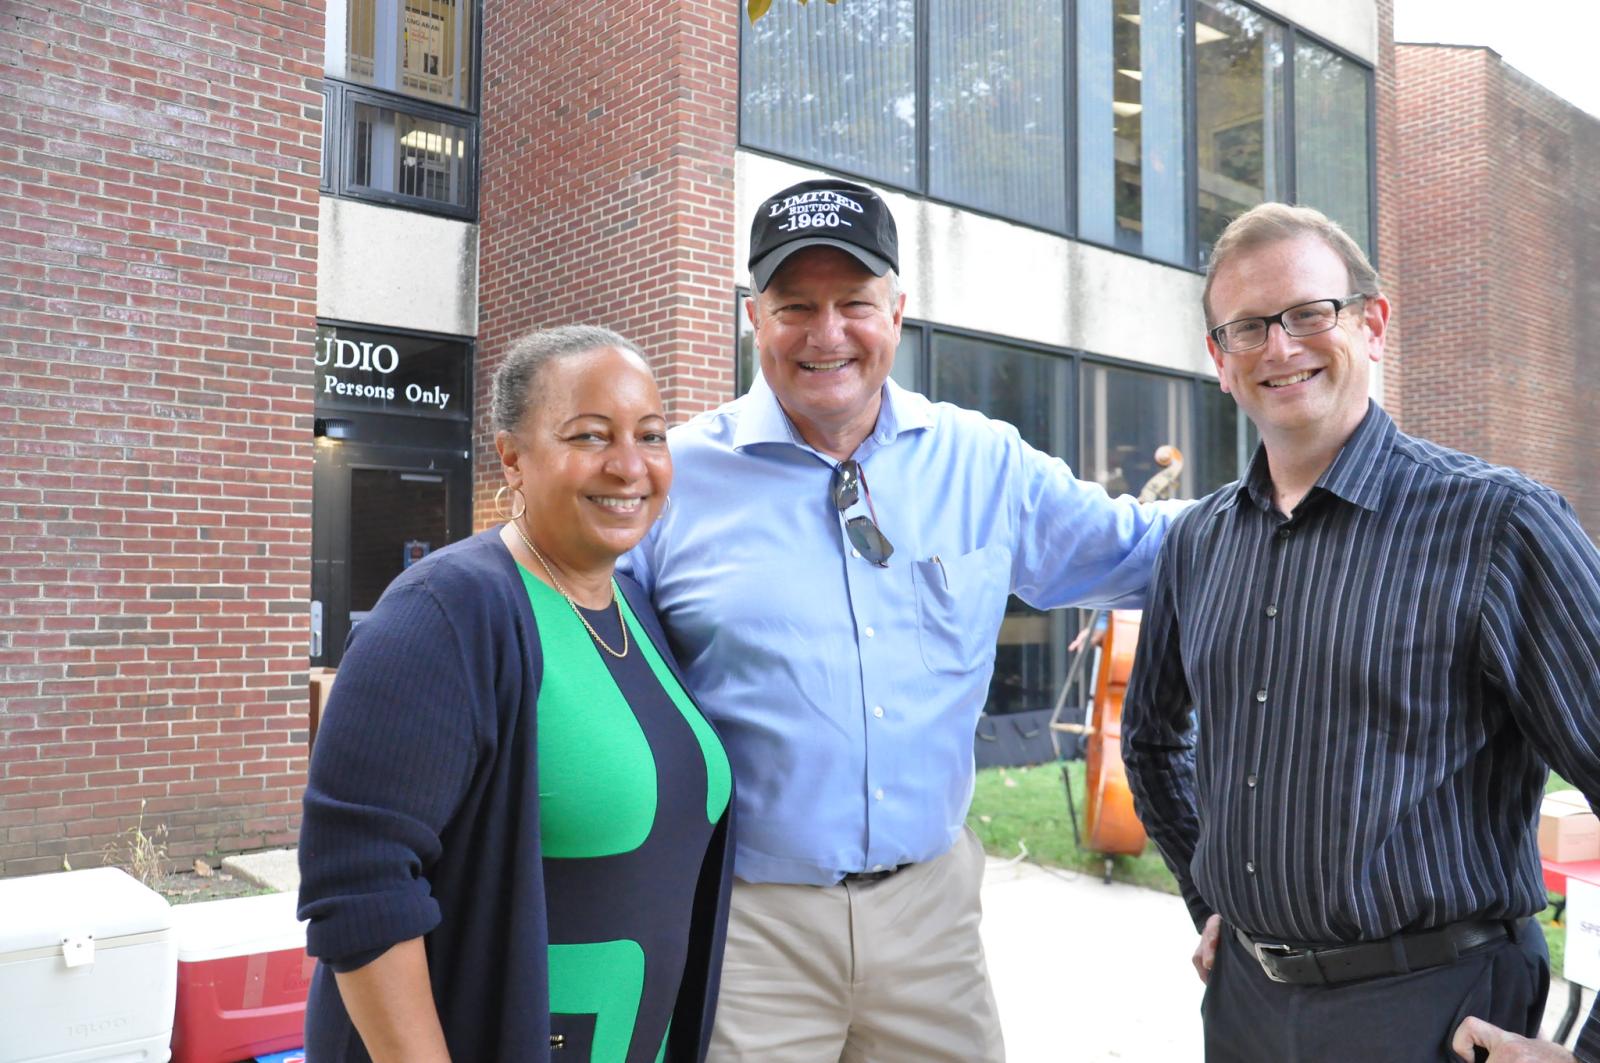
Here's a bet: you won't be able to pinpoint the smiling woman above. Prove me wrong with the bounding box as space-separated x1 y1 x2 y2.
298 325 736 1063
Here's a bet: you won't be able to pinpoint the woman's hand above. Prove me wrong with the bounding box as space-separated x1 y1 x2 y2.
333 937 453 1063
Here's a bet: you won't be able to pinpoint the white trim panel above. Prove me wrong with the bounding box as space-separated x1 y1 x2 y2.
317 197 479 336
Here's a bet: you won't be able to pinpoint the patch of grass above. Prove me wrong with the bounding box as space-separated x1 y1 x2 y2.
100 801 168 889
967 761 1179 893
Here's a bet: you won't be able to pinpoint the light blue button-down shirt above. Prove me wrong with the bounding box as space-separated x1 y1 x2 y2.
621 375 1185 885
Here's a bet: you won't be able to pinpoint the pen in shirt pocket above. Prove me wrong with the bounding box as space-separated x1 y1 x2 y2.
930 554 949 589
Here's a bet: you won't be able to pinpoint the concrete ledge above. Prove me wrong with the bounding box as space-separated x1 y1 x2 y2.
221 848 300 893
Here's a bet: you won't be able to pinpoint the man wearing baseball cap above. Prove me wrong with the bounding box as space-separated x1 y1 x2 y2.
622 177 1185 1061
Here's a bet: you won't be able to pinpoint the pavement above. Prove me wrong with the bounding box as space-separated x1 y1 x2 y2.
225 846 1593 1060
979 854 1594 1062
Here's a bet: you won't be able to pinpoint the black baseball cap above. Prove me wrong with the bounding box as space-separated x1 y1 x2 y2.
748 178 899 292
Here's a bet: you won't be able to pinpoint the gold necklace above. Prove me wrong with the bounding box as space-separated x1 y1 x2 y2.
509 519 629 658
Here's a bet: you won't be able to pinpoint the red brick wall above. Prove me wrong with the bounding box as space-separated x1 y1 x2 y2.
1395 44 1600 534
472 1 739 526
0 0 323 876
1372 0 1402 425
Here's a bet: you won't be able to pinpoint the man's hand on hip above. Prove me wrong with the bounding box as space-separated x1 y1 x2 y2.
1452 1016 1576 1061
1193 914 1222 984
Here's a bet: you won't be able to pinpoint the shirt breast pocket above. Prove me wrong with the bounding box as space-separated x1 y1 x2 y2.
912 545 1012 675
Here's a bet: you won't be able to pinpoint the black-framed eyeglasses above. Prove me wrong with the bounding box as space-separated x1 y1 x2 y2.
830 459 894 567
1210 294 1369 354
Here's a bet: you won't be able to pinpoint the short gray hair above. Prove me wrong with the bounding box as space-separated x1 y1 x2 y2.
491 325 649 433
1203 202 1381 327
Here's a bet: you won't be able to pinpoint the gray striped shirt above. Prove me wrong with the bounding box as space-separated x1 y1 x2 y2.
1124 402 1600 1050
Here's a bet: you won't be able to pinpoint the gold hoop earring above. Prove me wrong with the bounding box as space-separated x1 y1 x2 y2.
495 485 529 522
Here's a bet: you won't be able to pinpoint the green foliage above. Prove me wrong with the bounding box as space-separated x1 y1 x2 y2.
748 0 839 24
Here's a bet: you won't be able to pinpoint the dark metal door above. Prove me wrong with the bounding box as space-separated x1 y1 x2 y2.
311 440 471 667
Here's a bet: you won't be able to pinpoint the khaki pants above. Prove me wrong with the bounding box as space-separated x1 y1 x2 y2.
708 827 1005 1063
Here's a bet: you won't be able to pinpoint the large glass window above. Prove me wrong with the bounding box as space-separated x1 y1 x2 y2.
740 0 917 188
325 0 478 217
929 2 1067 230
1195 379 1247 495
932 335 1074 717
738 0 1372 271
1076 0 1188 263
343 0 474 110
348 100 472 209
1294 38 1373 255
1080 362 1194 500
1195 0 1287 260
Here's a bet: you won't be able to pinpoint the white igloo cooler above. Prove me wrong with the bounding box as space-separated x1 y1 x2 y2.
0 867 177 1062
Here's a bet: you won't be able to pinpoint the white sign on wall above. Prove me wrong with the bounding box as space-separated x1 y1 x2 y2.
1563 877 1600 990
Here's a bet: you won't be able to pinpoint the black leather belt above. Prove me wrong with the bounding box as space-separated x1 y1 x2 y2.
840 863 911 885
1234 919 1516 985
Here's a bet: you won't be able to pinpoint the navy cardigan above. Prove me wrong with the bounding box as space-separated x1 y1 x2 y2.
297 528 734 1062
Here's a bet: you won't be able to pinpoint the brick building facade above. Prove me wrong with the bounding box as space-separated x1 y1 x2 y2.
3 0 1396 874
473 1 740 520
1395 43 1600 533
2 0 325 875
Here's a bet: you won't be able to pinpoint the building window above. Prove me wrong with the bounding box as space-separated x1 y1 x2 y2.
931 334 1075 718
739 1 1373 271
1075 0 1187 263
1080 361 1194 499
1195 378 1248 495
740 0 917 189
1294 37 1373 254
343 0 474 110
325 0 478 218
1195 0 1287 261
348 98 473 209
929 1 1067 230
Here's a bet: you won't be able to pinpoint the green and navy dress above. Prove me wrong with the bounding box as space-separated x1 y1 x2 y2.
522 568 732 1063
300 529 735 1063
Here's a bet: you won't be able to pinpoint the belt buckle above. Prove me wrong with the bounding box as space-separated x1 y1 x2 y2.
1252 940 1302 983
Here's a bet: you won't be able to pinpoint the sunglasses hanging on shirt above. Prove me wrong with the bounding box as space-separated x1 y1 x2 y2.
830 460 894 567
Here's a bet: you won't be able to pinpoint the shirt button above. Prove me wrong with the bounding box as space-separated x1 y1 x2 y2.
852 549 862 559
1265 604 1278 618
873 706 884 718
1277 527 1291 540
1255 689 1267 703
864 626 875 638
874 788 885 801
1247 774 1258 788
1246 860 1256 874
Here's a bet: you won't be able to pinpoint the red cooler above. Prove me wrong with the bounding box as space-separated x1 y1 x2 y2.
169 892 311 1063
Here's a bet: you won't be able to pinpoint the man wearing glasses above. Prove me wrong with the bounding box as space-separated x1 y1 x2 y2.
1122 201 1600 1062
622 177 1184 1062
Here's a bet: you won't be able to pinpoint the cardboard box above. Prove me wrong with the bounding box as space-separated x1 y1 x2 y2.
0 867 177 1063
1540 793 1600 862
169 892 310 1063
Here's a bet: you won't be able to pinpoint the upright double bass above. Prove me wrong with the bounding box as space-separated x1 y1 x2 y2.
1059 446 1184 880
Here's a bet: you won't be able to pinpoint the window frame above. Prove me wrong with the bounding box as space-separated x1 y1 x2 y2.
736 0 1376 270
1285 21 1381 262
320 0 483 220
325 80 480 219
